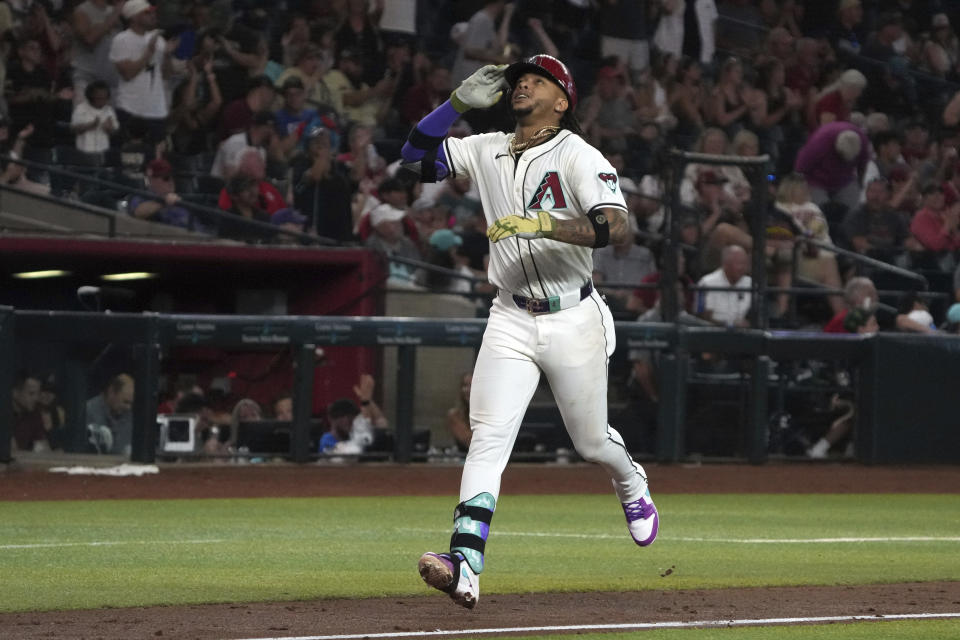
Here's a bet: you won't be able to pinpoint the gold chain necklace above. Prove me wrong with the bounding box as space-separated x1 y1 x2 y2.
510 126 561 155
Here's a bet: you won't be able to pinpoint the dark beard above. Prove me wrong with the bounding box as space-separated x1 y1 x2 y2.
511 105 534 119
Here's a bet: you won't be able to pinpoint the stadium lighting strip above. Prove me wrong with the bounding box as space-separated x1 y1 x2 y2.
240 612 960 640
100 272 158 281
11 269 72 279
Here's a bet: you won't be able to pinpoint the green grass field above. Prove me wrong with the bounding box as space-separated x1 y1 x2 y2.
2 493 958 616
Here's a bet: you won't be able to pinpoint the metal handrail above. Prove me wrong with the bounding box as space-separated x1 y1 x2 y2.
0 153 339 246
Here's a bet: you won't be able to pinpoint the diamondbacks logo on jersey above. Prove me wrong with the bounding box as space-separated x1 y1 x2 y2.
528 171 568 210
598 172 618 192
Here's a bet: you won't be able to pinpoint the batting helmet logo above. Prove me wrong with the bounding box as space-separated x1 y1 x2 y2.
598 172 618 192
505 54 578 108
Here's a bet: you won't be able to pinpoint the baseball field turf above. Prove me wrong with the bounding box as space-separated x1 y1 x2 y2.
1 493 959 611
2 481 959 639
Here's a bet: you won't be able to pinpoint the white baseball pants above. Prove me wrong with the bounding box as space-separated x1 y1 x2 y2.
460 289 649 503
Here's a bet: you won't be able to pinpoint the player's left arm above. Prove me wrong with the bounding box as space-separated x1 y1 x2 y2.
548 207 630 247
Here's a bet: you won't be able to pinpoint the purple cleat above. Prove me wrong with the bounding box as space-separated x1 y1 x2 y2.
622 491 659 547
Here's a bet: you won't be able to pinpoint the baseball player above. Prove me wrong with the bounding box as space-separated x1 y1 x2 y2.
400 55 658 609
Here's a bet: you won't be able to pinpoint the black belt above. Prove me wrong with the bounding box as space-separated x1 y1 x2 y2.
510 282 593 314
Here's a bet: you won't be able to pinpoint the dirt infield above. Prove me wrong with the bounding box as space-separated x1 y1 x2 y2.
4 461 959 501
2 462 959 639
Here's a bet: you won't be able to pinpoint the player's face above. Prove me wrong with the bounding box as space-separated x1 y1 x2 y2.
511 73 567 122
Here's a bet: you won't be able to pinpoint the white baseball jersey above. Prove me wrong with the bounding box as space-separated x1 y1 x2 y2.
444 131 627 298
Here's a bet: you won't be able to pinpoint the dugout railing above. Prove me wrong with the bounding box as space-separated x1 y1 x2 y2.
4 306 960 466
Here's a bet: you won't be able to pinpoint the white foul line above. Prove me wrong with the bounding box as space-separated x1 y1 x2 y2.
236 612 960 640
401 527 960 544
0 539 224 550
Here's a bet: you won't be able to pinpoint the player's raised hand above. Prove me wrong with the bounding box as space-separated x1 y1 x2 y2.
487 211 554 243
451 64 510 113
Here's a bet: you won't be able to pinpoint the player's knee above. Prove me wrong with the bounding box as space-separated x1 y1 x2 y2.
570 433 608 463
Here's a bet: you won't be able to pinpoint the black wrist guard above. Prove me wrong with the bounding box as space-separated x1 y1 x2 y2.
587 210 610 248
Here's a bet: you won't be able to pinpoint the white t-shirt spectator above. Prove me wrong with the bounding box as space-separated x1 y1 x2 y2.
71 101 118 153
210 132 265 179
108 28 168 118
696 268 752 326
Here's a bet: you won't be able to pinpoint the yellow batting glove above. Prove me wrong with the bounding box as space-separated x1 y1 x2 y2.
487 211 555 243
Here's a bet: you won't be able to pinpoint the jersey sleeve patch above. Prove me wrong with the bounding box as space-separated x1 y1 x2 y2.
598 173 618 192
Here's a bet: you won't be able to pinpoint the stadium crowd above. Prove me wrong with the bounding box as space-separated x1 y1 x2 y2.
10 0 960 458
2 0 960 326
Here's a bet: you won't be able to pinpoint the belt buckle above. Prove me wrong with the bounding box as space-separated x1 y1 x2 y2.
525 298 539 314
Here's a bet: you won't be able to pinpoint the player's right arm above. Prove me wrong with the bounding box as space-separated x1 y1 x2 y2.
400 64 508 182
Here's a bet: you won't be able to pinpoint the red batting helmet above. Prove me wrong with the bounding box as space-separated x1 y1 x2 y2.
504 54 578 109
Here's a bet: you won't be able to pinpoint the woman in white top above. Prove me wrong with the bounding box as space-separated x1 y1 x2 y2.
774 173 845 315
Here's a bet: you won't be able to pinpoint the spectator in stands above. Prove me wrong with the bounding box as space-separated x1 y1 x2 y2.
293 124 355 242
922 14 959 79
273 393 293 421
70 80 117 154
668 56 707 148
436 175 483 232
216 75 276 142
338 124 387 190
336 0 386 86
401 63 452 126
0 120 48 194
745 58 804 161
910 182 960 257
445 372 473 453
895 290 937 334
85 373 135 456
842 178 916 261
219 173 274 242
451 0 510 86
168 57 223 155
365 201 422 285
408 197 448 250
319 373 385 455
229 397 263 449
706 56 749 137
38 374 66 450
580 65 636 154
6 37 58 156
274 76 318 158
592 226 656 316
696 244 752 327
275 44 336 115
217 148 287 216
860 131 903 201
109 0 175 145
810 68 866 130
823 276 877 333
774 173 845 315
211 111 277 180
794 121 869 213
680 128 750 209
418 228 475 294
12 371 48 452
128 158 192 229
218 31 284 87
323 47 395 130
70 0 123 98
828 0 865 59
784 37 822 102
280 14 311 68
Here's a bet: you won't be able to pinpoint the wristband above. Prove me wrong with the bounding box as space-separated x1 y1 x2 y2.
449 90 471 114
586 210 610 248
